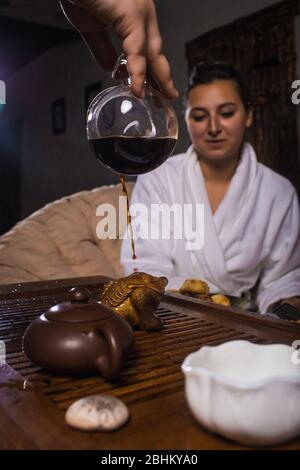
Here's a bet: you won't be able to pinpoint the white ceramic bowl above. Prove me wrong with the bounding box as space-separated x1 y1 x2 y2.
182 340 300 446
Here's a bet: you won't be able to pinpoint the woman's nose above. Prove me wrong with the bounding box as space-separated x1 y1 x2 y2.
207 116 221 136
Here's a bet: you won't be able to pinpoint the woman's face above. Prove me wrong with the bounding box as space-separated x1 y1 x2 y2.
185 79 252 163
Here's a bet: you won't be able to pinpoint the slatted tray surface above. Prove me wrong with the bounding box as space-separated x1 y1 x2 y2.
0 277 300 450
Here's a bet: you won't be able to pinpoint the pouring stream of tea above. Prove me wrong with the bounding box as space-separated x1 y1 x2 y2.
120 175 137 271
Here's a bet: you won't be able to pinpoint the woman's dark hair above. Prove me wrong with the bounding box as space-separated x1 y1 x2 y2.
184 62 251 110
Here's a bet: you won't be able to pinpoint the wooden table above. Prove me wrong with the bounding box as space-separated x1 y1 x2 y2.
0 275 300 450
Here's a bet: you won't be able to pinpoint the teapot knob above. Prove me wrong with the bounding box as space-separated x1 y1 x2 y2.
68 287 91 303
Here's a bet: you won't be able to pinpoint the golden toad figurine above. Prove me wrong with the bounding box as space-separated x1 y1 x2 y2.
100 272 168 331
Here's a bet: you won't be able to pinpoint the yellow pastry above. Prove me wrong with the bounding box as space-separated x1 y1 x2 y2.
179 279 209 295
211 294 231 307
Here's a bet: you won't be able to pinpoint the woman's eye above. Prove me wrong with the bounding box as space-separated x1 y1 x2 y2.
221 111 235 118
192 115 206 122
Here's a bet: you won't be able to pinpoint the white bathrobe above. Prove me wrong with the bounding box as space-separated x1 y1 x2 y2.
120 143 300 313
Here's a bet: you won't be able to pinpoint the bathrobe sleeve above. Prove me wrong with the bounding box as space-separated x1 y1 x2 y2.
120 171 176 281
256 188 300 313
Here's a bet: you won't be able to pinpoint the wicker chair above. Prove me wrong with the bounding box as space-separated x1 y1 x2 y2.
0 182 134 284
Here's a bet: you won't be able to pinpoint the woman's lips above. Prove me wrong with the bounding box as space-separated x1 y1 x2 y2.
205 139 226 146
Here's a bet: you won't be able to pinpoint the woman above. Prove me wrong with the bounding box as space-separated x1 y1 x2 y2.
121 62 300 314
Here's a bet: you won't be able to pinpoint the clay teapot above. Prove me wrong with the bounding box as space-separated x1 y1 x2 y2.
23 287 134 379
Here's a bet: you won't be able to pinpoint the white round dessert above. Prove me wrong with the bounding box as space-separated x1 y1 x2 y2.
65 394 129 432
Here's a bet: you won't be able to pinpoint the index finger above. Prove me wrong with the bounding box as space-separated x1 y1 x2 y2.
121 20 147 98
145 3 178 99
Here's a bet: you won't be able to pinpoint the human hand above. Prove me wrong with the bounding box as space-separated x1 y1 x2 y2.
60 0 178 99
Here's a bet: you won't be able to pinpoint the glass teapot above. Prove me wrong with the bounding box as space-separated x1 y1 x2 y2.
86 54 178 175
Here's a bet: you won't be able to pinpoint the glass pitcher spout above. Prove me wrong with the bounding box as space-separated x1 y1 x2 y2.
112 53 131 85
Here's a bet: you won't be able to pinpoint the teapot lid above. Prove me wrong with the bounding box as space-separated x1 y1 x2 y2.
45 287 114 323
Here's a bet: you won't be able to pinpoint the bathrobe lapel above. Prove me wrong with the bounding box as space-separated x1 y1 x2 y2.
182 143 258 293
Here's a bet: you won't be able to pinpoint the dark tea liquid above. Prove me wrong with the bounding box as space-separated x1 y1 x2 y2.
92 136 176 175
120 174 136 267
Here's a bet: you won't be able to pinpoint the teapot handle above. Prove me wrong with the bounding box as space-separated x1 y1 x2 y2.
95 323 122 380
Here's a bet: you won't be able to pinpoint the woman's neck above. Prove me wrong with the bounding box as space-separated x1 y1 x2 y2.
198 154 239 183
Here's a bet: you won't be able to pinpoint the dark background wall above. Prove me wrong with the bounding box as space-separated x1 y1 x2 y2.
0 0 299 233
